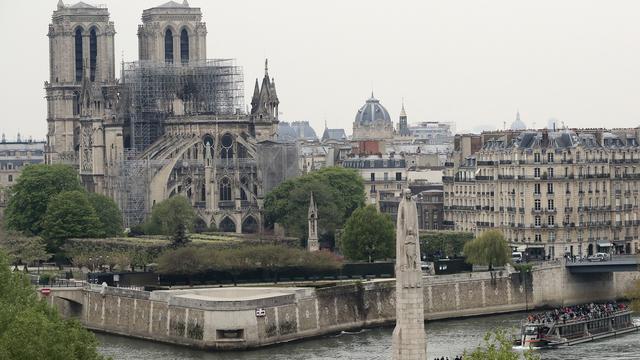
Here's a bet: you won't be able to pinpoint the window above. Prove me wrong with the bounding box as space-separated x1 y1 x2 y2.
548 215 555 226
535 233 542 242
89 28 97 81
548 153 554 163
396 172 402 181
549 231 556 242
535 216 541 226
534 199 541 210
548 168 554 178
384 172 388 181
534 153 541 163
548 199 554 210
220 133 233 159
219 177 232 201
547 183 553 194
180 29 189 64
370 173 375 181
534 168 540 177
165 29 174 63
565 183 570 194
75 28 83 82
534 183 541 194
8 175 13 182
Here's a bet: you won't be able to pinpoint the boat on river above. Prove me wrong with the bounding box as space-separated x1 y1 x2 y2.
516 303 640 348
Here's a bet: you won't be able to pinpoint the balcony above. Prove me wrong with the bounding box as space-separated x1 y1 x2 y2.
477 160 495 166
476 175 493 181
444 162 454 167
545 208 557 214
218 200 235 209
564 207 573 212
532 207 542 213
498 175 515 180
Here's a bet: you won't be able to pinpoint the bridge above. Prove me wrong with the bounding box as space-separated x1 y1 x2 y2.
565 256 640 273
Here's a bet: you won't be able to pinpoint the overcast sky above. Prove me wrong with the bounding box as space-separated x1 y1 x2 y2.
1 0 639 140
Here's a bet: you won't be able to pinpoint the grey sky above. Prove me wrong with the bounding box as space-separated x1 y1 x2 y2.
1 0 639 140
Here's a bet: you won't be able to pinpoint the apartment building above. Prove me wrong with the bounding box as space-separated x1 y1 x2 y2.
444 128 640 258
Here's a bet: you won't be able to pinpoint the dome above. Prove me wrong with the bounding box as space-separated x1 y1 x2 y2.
510 111 526 130
354 94 391 125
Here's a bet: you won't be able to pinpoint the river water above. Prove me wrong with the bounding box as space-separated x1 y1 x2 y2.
97 312 640 360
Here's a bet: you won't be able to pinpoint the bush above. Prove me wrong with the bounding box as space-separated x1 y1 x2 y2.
143 196 195 236
340 205 395 262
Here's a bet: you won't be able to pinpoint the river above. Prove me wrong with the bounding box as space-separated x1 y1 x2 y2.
97 312 640 360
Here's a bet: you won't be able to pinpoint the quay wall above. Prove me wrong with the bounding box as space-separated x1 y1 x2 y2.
47 265 640 350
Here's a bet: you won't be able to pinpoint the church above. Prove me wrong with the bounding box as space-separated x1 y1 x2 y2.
45 1 297 232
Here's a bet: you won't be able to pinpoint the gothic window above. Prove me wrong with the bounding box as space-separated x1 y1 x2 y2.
220 133 234 159
165 29 174 64
219 177 232 201
89 28 97 81
73 92 81 116
75 28 83 82
180 29 189 64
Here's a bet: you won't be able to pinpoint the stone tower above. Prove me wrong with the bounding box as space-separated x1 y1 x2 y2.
250 59 280 141
307 192 319 252
46 1 116 165
399 101 409 136
392 189 426 360
137 1 207 64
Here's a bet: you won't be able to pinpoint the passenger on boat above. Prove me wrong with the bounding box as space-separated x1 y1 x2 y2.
526 302 626 324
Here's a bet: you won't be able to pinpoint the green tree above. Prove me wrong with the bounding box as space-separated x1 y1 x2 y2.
264 177 345 240
41 190 102 251
313 167 365 216
463 230 511 270
143 195 196 236
171 223 190 248
464 329 540 360
87 193 123 237
0 230 49 271
420 231 474 259
5 164 82 235
340 205 395 262
627 279 640 312
0 250 106 359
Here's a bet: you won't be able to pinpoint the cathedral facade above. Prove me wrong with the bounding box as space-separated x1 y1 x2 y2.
45 1 295 232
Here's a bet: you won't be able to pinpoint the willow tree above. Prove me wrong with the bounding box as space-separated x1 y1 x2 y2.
463 230 511 270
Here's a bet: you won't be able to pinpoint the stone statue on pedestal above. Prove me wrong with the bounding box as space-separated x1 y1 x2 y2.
392 189 426 360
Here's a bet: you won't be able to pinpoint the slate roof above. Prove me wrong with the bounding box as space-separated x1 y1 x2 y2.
321 128 348 142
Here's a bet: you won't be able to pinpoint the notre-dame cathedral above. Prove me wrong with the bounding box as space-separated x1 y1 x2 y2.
45 1 297 232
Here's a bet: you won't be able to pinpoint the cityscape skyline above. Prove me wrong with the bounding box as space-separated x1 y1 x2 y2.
1 0 639 138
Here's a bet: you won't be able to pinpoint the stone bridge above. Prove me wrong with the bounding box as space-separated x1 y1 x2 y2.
565 256 640 273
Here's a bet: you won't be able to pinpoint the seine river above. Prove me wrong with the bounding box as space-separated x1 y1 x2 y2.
97 312 640 360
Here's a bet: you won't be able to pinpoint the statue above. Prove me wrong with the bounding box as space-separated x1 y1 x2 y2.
392 189 426 360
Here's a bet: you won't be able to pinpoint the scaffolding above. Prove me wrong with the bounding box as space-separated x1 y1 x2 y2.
257 141 299 195
121 59 245 152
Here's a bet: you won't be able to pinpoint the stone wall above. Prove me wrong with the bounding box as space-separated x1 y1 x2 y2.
48 265 639 350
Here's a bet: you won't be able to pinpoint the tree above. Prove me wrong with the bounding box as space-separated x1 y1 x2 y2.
627 279 640 312
313 167 365 216
0 250 106 360
0 230 49 271
5 164 82 235
464 329 540 360
463 230 511 270
171 222 190 248
420 231 474 259
340 205 395 262
143 195 195 236
264 176 346 241
87 193 123 237
41 190 102 252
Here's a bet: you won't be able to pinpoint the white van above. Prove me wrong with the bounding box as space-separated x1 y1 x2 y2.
512 251 524 263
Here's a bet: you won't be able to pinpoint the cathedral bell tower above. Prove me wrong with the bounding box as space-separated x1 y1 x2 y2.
46 1 116 165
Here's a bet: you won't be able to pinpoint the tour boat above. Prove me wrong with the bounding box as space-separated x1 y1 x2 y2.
516 304 639 348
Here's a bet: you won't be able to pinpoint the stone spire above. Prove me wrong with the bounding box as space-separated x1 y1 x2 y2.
307 192 319 252
392 189 426 359
251 79 260 109
57 0 65 9
399 99 409 136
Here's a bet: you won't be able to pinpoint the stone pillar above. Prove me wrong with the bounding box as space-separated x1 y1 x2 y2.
392 189 426 360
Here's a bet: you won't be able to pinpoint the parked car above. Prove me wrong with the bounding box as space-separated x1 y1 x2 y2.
587 253 609 262
511 252 524 264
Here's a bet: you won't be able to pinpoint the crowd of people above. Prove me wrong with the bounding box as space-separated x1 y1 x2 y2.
526 302 627 324
433 356 462 360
